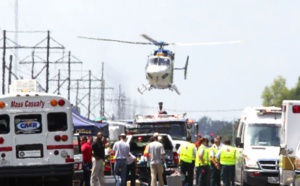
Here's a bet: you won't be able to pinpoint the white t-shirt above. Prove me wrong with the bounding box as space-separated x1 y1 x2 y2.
146 141 165 164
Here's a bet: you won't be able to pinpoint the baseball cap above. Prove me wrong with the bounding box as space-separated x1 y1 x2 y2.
119 133 126 137
153 132 159 137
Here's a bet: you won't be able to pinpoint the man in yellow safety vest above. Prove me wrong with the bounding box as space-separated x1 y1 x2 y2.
216 139 236 186
195 137 210 186
177 135 196 186
210 137 221 186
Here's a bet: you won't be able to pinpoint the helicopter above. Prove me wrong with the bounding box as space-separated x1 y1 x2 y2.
134 34 189 95
78 34 243 95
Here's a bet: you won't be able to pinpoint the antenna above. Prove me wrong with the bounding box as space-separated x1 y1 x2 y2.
159 102 163 112
158 102 167 114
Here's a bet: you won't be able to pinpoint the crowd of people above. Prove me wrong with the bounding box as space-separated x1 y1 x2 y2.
78 131 236 186
178 134 236 186
79 132 146 186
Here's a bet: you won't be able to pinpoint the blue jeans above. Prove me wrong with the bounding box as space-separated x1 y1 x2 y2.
114 159 127 186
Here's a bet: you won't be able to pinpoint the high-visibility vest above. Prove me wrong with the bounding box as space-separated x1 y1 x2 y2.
144 144 149 156
179 142 195 163
210 144 219 162
207 146 212 165
220 145 236 165
195 144 209 166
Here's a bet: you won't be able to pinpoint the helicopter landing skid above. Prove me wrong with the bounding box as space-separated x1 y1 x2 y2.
170 84 180 95
138 83 151 94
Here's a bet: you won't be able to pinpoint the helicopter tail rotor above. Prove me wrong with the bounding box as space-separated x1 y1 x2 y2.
184 56 189 80
174 56 189 80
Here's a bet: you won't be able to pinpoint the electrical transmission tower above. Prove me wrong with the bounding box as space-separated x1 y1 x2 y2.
0 30 65 94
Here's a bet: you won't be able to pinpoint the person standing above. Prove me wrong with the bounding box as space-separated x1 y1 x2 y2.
194 133 202 185
177 135 196 186
90 132 105 186
196 138 209 186
216 139 236 186
80 136 92 186
194 133 202 149
111 133 130 186
126 151 138 186
144 136 155 185
146 134 166 186
210 137 221 186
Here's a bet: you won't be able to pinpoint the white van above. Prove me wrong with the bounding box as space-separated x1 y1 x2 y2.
0 80 74 185
235 106 282 186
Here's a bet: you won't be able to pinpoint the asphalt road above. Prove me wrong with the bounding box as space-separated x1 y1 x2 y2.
73 176 124 186
73 176 150 186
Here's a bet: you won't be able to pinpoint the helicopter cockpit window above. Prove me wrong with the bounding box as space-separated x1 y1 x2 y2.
159 58 170 66
148 57 170 66
149 58 158 65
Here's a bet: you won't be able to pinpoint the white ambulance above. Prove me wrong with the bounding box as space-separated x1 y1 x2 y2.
279 100 300 186
235 106 282 186
0 80 74 186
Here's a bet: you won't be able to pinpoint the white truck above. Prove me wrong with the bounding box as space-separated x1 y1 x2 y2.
279 100 300 186
134 113 196 150
235 106 282 186
106 120 136 142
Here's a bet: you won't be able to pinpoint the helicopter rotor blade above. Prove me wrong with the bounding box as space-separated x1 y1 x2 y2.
140 34 160 45
174 40 245 46
78 36 152 45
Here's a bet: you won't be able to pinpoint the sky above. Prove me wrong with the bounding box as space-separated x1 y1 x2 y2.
0 0 300 121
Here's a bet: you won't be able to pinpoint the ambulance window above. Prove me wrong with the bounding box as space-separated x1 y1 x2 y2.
0 114 9 134
241 122 246 143
47 112 67 132
237 122 244 137
15 114 42 134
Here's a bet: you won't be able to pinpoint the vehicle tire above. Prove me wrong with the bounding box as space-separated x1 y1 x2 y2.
57 175 72 186
0 178 10 186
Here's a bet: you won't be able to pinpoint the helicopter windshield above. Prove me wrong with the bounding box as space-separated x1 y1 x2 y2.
148 57 170 66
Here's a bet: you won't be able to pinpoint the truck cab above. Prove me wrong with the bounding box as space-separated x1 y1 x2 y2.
235 106 282 186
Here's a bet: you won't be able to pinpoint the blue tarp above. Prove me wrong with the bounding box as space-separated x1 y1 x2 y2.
72 108 109 137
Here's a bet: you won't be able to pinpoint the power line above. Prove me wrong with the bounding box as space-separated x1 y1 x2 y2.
124 103 243 113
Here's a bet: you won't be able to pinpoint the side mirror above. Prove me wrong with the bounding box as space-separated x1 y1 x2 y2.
235 137 244 148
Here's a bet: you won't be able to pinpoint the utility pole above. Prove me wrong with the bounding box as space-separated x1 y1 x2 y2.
88 70 92 119
14 0 18 76
68 52 71 100
117 84 128 119
46 31 50 92
100 62 105 117
2 30 6 94
8 55 13 90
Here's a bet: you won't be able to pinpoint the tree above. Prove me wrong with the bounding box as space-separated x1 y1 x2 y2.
288 76 300 100
261 76 289 107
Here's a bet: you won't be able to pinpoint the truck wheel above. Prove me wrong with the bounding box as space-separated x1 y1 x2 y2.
56 176 72 186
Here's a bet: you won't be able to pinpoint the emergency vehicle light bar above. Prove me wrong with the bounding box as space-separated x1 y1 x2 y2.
135 113 186 120
9 79 39 93
256 108 281 116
